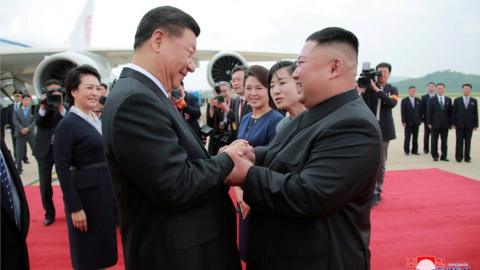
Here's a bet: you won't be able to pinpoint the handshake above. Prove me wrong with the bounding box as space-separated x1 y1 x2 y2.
219 139 255 186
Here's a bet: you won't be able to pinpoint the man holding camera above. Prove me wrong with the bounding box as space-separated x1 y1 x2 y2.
206 81 236 155
171 81 202 139
359 62 398 206
34 79 66 226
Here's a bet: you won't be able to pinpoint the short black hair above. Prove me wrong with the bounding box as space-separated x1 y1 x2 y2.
134 6 200 50
268 60 295 89
462 83 472 89
306 27 359 56
436 82 445 87
100 82 108 89
376 62 392 73
22 94 32 99
427 81 436 86
64 65 101 103
408 86 416 90
45 79 63 87
231 65 247 76
245 65 277 110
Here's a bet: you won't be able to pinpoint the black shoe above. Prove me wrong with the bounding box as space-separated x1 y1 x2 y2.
44 216 55 226
465 159 471 163
440 158 449 162
456 159 462 163
424 150 429 154
23 158 30 164
412 152 420 155
433 157 439 161
404 152 410 156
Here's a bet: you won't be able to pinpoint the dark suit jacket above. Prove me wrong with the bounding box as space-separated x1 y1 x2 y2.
1 141 30 270
102 67 240 270
232 96 252 125
361 84 398 141
244 90 382 270
401 96 422 126
452 96 478 129
421 93 435 122
427 95 452 129
34 108 63 158
179 92 201 137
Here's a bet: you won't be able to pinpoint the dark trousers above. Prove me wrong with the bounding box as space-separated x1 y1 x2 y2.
431 128 449 159
423 123 431 152
404 124 419 154
37 153 56 218
455 128 473 161
374 141 389 197
15 135 34 171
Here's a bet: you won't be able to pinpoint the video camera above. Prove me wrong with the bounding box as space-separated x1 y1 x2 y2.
357 62 382 88
40 87 66 108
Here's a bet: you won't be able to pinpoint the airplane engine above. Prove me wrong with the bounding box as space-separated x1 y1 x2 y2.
32 51 112 96
206 51 248 88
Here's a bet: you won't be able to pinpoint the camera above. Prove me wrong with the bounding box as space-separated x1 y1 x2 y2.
357 62 382 88
199 124 215 137
40 87 65 108
214 95 224 103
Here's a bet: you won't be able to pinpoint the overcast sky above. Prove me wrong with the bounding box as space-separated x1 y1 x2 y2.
1 0 479 89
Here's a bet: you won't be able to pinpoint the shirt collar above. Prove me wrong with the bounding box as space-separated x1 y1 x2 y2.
69 106 102 135
126 63 168 98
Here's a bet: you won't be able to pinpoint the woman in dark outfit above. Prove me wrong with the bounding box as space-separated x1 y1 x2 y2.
54 65 117 270
234 65 283 262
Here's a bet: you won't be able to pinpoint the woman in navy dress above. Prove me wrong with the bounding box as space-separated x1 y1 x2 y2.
234 65 283 261
54 65 117 270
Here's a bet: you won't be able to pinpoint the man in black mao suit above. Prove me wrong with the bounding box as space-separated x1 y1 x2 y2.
225 27 382 270
420 82 437 153
401 86 422 155
102 6 241 270
427 83 452 161
452 83 478 162
1 140 30 270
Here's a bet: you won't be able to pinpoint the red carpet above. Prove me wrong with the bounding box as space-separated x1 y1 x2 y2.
24 168 479 269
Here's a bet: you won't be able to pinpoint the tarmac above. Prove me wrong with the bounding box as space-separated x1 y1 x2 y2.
5 102 479 186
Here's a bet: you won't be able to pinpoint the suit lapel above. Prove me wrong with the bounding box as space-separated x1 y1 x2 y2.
121 68 209 156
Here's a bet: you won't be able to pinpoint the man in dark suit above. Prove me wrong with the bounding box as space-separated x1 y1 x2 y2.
5 90 26 162
452 83 478 162
401 86 422 155
360 62 398 206
172 81 202 139
225 27 382 270
12 94 36 174
420 82 436 153
34 79 66 226
1 140 30 270
102 6 241 270
231 65 252 125
427 83 452 161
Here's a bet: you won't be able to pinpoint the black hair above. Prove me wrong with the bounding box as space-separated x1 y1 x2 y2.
22 94 32 99
245 65 277 110
408 86 416 90
306 27 359 56
100 82 108 89
231 65 247 76
376 62 392 73
134 6 200 50
45 79 63 87
462 83 472 89
427 81 436 86
436 82 445 87
64 65 101 103
268 60 295 88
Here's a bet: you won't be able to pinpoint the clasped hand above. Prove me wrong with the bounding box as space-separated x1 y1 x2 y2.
219 140 255 186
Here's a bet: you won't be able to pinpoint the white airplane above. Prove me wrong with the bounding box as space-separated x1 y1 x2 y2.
0 0 297 100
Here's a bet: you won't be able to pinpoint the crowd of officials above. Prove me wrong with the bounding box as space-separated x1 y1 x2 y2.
1 5 478 270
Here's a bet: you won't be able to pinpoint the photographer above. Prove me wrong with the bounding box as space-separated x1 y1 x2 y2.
171 81 201 140
206 81 236 155
34 78 67 226
358 62 398 206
